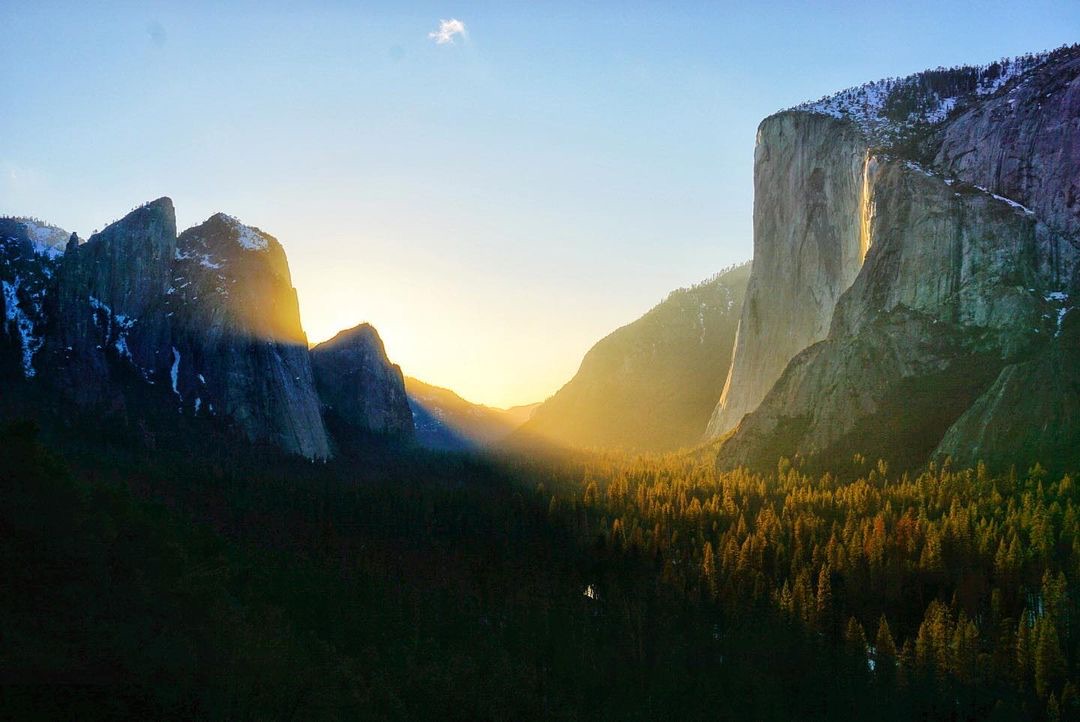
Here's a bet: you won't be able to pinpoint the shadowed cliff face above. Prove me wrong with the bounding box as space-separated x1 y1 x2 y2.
168 214 331 461
935 309 1080 471
4 201 334 460
47 198 178 405
311 323 413 441
716 45 1080 473
925 50 1080 469
404 377 534 451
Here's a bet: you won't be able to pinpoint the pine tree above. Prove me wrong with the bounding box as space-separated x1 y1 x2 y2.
1061 681 1078 718
914 601 953 679
1017 612 1033 692
916 615 935 672
1048 692 1061 722
778 580 794 619
816 563 833 630
897 639 915 689
875 615 897 673
702 540 717 600
951 613 978 684
846 616 868 655
1035 616 1066 699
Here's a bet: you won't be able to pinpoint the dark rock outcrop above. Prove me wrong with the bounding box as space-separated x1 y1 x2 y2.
48 198 177 403
4 201 341 460
311 323 413 442
936 309 1080 471
167 213 331 460
525 263 750 451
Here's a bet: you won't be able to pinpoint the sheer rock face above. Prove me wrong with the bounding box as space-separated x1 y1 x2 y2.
525 263 750 452
924 51 1080 469
705 114 867 439
48 198 177 404
716 45 1080 472
935 310 1080 471
829 162 1051 350
168 214 331 460
934 52 1080 257
8 201 333 460
311 323 413 440
720 161 1060 470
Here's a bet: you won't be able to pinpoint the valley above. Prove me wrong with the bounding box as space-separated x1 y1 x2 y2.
2 34 1078 722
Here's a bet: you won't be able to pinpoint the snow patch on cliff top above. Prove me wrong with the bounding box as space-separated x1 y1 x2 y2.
9 218 68 259
222 215 270 252
792 51 1051 145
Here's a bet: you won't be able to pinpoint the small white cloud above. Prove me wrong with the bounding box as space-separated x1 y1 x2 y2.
429 18 466 45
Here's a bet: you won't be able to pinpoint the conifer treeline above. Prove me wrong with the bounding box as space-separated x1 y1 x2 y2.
5 410 1077 718
535 453 1079 718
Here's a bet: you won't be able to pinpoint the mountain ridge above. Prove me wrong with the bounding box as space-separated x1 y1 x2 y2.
312 323 413 447
405 375 538 450
711 43 1080 474
1 199 412 460
520 262 750 452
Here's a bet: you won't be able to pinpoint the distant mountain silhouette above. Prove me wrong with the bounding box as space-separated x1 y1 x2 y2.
405 376 537 450
518 263 749 452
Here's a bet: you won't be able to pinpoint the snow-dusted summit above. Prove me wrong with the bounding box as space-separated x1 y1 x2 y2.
792 49 1055 145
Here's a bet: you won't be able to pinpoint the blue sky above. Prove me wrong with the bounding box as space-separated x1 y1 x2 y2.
3 1 1078 406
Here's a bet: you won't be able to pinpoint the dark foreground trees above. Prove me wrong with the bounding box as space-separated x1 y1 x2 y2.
1 422 1075 719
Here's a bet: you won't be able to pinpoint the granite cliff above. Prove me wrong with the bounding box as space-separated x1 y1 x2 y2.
311 323 413 445
713 45 1080 473
1 200 411 460
167 213 330 460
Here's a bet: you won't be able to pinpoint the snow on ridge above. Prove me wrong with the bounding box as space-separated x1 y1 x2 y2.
175 245 225 269
974 54 1043 96
898 158 1039 218
88 295 138 363
173 239 231 298
2 278 42 377
221 214 270 252
1043 291 1072 337
12 218 68 259
791 50 1052 145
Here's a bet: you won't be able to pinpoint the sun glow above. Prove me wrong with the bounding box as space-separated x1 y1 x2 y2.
293 254 611 410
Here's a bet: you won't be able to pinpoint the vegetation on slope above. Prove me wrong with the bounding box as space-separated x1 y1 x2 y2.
2 413 1077 719
520 263 750 452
